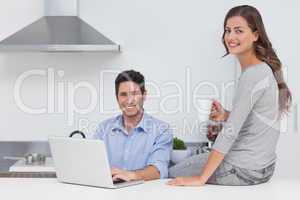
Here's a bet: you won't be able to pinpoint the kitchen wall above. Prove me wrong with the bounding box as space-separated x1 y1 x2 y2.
0 0 44 40
45 0 77 16
0 0 300 177
78 0 300 178
0 0 237 142
0 0 44 170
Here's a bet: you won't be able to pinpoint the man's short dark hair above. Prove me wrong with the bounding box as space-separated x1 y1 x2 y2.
115 70 145 97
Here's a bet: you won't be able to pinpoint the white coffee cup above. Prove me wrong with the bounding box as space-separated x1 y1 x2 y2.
196 99 213 122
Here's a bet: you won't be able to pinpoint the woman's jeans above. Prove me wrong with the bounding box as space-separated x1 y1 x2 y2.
168 153 275 186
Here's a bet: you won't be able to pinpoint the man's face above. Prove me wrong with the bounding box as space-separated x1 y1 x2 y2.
117 81 146 118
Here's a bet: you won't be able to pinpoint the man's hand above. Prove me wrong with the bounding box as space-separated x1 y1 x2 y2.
167 176 206 187
111 167 137 182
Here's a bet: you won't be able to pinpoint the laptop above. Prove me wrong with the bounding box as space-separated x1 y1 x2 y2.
48 137 144 188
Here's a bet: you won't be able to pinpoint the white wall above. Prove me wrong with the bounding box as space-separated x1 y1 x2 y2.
0 0 237 142
79 0 300 143
45 0 77 16
0 0 44 40
77 0 238 142
0 0 300 176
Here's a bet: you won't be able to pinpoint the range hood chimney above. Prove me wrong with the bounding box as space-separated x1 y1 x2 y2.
0 0 120 52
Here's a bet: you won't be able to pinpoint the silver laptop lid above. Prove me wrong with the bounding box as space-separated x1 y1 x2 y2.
49 137 114 188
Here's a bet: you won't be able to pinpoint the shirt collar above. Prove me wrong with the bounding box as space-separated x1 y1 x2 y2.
111 111 151 134
135 112 152 133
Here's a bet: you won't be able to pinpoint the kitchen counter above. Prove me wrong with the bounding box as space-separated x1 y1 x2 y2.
9 157 55 172
0 177 299 200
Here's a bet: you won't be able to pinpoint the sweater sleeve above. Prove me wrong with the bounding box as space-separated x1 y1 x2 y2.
212 68 271 154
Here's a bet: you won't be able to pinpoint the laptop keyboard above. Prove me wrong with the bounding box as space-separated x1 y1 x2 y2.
0 172 57 178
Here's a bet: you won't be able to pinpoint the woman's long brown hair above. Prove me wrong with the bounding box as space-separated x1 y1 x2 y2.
222 5 292 115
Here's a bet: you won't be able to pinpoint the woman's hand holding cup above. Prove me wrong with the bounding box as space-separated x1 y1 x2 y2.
207 100 228 142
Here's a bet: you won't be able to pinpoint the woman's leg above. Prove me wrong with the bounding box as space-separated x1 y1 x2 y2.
168 153 275 186
168 153 209 178
207 162 276 186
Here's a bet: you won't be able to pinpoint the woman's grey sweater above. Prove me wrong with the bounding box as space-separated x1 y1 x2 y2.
213 62 280 170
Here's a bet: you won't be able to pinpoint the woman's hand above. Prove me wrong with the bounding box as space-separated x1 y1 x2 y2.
166 176 206 186
207 123 223 142
209 100 228 122
207 100 228 141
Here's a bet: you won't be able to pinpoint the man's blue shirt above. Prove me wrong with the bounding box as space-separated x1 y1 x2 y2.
91 112 173 178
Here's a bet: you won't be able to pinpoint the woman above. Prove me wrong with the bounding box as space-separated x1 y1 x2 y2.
167 5 292 186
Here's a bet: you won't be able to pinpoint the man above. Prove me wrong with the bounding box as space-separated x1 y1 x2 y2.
91 70 173 182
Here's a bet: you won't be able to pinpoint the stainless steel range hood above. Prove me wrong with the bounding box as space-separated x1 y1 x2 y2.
0 1 120 52
0 16 120 52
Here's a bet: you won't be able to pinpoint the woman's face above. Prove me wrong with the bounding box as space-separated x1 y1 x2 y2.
224 16 258 56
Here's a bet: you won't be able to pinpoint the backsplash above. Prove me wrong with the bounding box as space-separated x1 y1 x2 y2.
0 142 50 171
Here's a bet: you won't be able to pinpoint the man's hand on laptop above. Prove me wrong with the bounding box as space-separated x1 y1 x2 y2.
111 167 137 182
